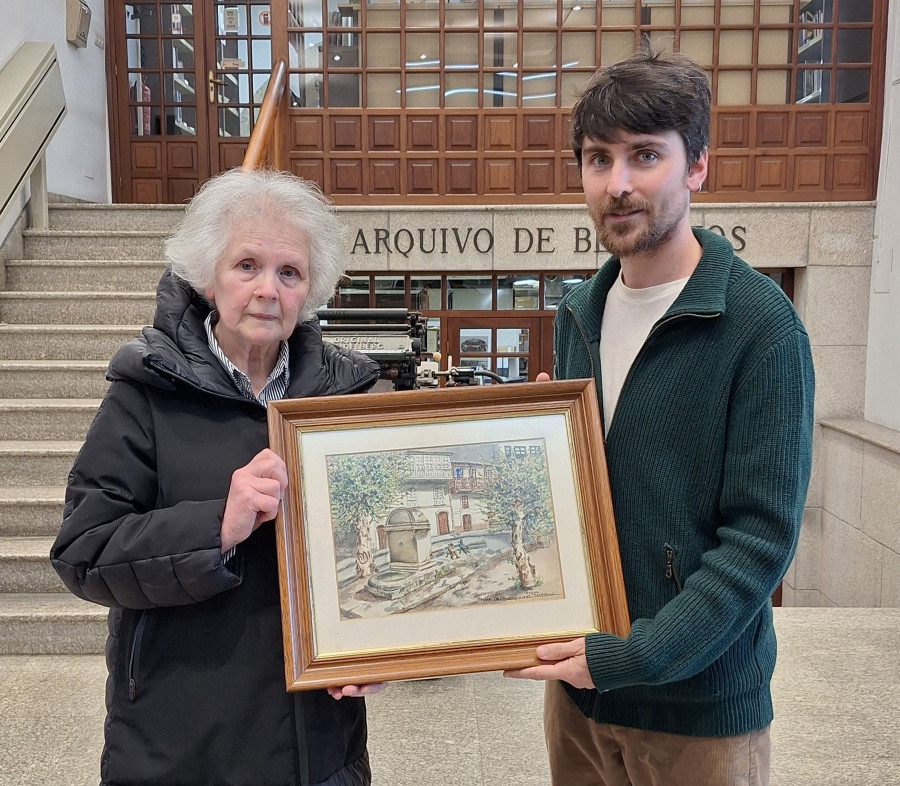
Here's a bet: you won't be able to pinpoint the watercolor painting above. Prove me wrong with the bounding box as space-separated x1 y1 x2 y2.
325 439 564 620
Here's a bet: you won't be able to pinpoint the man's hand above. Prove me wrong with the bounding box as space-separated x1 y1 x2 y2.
503 637 595 689
220 448 288 553
327 683 387 700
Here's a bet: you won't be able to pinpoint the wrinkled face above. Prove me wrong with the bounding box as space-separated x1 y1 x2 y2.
580 129 707 259
204 215 311 360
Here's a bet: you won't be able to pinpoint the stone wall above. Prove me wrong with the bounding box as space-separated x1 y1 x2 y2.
787 420 900 607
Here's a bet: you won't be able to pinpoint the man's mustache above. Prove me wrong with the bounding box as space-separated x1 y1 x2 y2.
595 196 654 216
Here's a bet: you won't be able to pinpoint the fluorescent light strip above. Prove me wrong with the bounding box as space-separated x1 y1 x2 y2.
395 84 442 93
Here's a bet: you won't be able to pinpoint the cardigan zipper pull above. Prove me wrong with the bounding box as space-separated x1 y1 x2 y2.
664 545 683 593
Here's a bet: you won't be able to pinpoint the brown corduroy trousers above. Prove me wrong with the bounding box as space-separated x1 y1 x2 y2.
543 680 770 786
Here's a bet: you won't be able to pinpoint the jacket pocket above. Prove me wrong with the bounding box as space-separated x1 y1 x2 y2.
664 543 683 594
127 610 149 701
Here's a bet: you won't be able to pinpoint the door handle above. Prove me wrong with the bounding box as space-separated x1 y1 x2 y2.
208 70 228 101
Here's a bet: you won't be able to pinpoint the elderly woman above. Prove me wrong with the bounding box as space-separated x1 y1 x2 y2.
50 169 381 786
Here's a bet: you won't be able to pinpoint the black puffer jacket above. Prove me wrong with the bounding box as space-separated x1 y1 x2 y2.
50 271 381 786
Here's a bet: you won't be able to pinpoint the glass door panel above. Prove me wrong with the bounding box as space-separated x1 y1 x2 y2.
448 317 545 384
460 328 491 354
125 3 200 136
458 327 492 384
207 0 274 170
458 357 493 384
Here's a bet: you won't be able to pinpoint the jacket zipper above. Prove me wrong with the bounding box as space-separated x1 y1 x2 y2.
603 311 718 441
128 610 149 701
664 544 683 593
622 311 718 394
565 302 606 435
565 302 594 377
564 305 715 437
648 310 717 339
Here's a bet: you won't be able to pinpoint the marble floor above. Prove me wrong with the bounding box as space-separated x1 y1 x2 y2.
0 608 897 786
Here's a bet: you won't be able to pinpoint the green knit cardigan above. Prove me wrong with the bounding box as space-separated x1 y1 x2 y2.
554 228 815 736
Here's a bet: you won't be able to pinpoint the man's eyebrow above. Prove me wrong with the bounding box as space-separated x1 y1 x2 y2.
581 137 674 153
628 137 673 151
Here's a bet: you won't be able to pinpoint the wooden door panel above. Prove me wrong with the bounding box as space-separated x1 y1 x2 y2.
168 179 200 203
132 178 164 203
219 144 248 171
167 142 199 171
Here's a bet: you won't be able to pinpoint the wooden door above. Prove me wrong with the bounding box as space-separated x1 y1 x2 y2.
110 1 212 202
109 0 284 203
445 316 551 384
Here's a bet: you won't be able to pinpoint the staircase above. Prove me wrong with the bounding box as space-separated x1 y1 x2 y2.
0 203 183 654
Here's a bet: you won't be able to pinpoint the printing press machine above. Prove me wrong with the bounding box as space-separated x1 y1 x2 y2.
317 308 429 391
317 308 517 390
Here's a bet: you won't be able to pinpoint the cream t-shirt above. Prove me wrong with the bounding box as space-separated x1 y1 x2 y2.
599 273 689 433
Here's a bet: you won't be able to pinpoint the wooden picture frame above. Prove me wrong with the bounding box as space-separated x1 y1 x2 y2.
267 379 629 691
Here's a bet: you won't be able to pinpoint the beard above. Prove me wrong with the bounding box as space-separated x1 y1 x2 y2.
589 190 688 259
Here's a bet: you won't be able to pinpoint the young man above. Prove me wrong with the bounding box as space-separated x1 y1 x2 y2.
505 47 815 786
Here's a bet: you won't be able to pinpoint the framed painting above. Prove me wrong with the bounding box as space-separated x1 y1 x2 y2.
267 379 629 691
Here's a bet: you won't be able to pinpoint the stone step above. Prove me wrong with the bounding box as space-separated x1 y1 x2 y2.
0 441 81 487
0 593 106 654
0 291 155 324
23 230 167 260
0 362 110 398
0 487 65 537
0 537 65 593
4 259 166 292
49 203 185 231
0 399 99 440
0 325 143 361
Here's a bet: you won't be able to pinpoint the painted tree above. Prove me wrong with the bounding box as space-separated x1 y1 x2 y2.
327 452 407 578
480 446 553 590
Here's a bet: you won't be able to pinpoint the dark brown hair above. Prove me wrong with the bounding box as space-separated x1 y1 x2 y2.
571 43 711 167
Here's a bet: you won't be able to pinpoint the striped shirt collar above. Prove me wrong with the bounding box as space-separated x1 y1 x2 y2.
204 312 290 405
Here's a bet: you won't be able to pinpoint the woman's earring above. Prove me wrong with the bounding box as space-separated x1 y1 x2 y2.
697 183 703 193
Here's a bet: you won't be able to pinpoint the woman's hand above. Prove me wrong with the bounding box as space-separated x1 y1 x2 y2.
327 683 387 700
220 448 288 552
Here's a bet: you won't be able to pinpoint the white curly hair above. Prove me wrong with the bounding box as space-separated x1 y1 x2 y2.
165 168 345 322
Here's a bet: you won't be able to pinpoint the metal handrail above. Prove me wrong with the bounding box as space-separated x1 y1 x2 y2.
241 58 288 171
